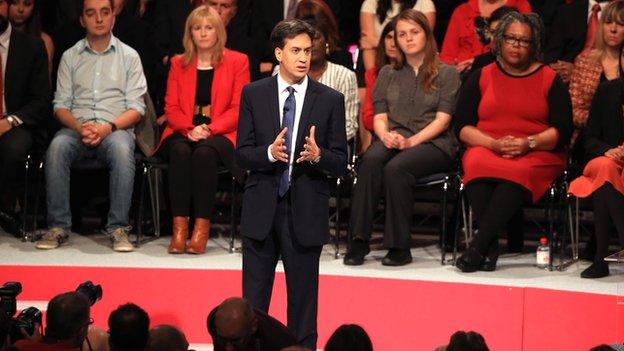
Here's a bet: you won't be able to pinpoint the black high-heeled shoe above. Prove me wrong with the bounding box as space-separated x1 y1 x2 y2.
480 240 499 272
456 247 485 273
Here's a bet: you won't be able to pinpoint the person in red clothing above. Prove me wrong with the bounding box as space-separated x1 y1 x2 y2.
157 5 250 255
453 11 573 272
440 0 531 73
360 20 398 152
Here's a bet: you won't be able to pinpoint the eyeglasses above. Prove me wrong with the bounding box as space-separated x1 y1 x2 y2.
502 35 532 48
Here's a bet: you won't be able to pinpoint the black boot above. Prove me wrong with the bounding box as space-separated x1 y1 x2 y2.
381 248 412 266
343 238 370 266
580 261 609 279
456 247 485 273
0 210 24 238
480 240 499 272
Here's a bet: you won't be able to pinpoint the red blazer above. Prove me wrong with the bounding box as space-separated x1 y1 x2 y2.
440 0 531 65
157 49 250 152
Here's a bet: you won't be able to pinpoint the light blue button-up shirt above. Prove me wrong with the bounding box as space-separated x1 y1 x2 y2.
53 35 147 129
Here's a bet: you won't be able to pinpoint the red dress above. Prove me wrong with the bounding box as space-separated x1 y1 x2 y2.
461 63 568 202
440 0 531 65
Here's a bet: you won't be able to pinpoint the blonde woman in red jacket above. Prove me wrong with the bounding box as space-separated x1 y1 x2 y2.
157 5 250 254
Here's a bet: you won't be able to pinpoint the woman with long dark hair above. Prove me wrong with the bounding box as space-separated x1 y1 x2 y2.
8 0 54 75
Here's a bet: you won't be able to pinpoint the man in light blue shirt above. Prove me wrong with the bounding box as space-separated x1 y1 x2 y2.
36 0 147 252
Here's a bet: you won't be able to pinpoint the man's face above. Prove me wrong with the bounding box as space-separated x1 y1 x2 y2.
275 33 311 85
207 0 236 27
80 0 115 38
0 0 9 32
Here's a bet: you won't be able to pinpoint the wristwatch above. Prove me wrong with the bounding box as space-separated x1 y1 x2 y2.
527 136 537 149
6 115 19 127
108 121 118 132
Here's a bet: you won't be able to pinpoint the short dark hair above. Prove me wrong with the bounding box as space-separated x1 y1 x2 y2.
325 324 373 351
45 292 90 341
488 6 518 26
77 0 115 16
270 19 316 50
147 325 188 351
108 303 150 351
445 331 489 351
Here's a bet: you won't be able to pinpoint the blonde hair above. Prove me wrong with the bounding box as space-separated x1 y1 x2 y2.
181 6 227 67
590 0 624 62
392 9 440 93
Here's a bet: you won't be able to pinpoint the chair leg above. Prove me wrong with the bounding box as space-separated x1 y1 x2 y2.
547 185 556 271
334 177 341 259
440 178 449 265
229 176 237 253
21 156 30 241
135 164 148 246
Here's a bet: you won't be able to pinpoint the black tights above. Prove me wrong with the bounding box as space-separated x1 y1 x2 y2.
466 180 528 257
165 135 233 218
592 183 624 263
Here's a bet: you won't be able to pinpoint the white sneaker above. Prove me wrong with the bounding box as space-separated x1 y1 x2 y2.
110 228 134 252
36 228 69 249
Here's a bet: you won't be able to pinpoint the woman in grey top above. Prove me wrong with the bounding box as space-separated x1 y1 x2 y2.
344 9 460 266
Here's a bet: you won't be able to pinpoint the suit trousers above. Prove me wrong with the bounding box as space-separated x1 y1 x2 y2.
349 140 452 249
242 192 322 350
0 127 32 207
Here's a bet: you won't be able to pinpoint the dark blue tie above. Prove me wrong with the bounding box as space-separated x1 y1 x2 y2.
278 86 296 197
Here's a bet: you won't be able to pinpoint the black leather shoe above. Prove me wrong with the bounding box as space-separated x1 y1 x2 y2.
343 239 370 266
456 247 485 273
479 241 499 272
381 248 412 266
0 210 24 238
580 261 609 279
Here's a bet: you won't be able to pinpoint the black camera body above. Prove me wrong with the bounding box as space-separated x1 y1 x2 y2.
9 307 42 342
0 282 22 318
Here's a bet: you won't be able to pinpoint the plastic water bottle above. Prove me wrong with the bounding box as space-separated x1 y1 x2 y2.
536 237 550 269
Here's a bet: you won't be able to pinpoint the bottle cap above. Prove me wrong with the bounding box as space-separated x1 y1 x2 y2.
540 237 548 245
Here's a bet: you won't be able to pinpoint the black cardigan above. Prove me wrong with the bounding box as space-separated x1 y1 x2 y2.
583 78 624 161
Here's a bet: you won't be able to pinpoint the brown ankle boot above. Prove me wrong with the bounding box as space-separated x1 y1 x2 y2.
187 218 210 254
168 217 189 254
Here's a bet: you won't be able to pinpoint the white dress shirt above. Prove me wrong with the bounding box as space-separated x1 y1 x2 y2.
267 73 309 181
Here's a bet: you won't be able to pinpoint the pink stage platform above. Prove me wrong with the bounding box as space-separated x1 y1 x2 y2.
1 233 622 350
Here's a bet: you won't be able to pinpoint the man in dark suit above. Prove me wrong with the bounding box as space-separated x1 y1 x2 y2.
0 0 50 235
236 20 347 350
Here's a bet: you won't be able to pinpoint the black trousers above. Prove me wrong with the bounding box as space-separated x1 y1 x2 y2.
242 193 322 350
592 183 624 263
465 179 528 256
162 133 234 218
349 140 453 249
0 127 32 209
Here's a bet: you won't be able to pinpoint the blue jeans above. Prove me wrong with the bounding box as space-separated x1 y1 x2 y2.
46 128 135 233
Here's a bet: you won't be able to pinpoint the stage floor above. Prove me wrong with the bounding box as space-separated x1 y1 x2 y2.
1 231 623 350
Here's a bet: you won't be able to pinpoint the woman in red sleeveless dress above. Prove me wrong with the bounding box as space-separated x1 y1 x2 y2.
454 12 573 272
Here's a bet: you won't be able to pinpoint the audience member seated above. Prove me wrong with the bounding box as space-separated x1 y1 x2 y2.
249 0 289 77
440 0 530 73
464 5 517 77
295 0 353 70
360 0 436 70
344 9 460 267
147 325 188 351
207 297 298 351
569 0 624 138
324 324 373 351
361 20 398 152
437 330 489 351
13 292 91 351
568 77 624 279
36 0 147 252
156 5 249 255
8 0 53 76
206 0 260 81
108 303 150 351
544 0 613 83
454 11 573 273
154 0 192 61
0 0 49 238
273 17 358 142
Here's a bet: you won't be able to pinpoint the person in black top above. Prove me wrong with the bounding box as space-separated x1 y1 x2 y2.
207 298 298 351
